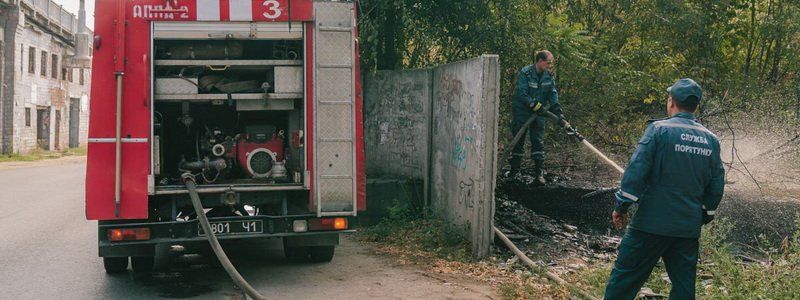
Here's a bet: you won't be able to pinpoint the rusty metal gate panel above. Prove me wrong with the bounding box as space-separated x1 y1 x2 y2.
314 1 356 216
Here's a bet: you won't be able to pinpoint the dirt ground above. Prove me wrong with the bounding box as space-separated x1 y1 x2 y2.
137 235 500 299
166 235 500 299
287 235 498 299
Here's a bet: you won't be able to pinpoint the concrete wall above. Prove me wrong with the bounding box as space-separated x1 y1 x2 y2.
363 55 500 258
363 69 431 221
430 55 500 258
364 69 431 180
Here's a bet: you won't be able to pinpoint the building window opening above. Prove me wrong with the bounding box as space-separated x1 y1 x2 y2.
28 47 35 74
40 51 48 77
51 54 58 79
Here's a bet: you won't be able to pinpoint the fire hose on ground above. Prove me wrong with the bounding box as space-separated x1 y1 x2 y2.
495 111 629 300
183 173 267 300
494 227 598 300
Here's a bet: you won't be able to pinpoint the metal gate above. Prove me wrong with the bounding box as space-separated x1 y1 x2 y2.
313 1 356 216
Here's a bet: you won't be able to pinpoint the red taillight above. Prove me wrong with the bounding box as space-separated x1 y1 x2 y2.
308 218 348 231
108 228 151 241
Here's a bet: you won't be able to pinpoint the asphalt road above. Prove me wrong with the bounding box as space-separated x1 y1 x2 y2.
0 158 494 299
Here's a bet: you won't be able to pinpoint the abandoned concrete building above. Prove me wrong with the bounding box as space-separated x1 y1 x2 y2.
0 0 92 154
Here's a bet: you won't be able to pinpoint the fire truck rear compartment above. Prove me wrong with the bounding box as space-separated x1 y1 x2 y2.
152 39 306 193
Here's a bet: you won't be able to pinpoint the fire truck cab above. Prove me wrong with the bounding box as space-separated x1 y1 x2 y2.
85 0 365 273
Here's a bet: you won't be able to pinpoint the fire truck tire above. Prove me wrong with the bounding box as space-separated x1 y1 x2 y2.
284 246 309 262
283 237 309 262
309 246 335 263
103 257 129 273
131 256 154 272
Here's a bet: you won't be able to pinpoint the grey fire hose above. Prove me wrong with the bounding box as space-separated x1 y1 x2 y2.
496 111 628 300
183 174 267 300
498 113 540 168
500 111 625 174
494 227 599 300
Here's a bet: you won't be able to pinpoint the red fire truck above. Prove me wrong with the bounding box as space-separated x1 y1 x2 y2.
85 0 365 273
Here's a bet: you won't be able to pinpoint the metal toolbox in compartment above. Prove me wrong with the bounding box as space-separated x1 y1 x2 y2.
155 78 198 94
274 66 303 94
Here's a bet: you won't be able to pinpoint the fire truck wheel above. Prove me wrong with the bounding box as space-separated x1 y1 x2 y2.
131 256 154 272
283 237 309 262
284 246 309 263
103 257 129 273
309 246 335 263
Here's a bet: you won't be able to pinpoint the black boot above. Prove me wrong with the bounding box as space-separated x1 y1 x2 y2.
509 155 522 176
533 159 546 185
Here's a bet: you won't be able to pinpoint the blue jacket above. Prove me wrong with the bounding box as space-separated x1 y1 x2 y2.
513 65 562 121
615 112 725 238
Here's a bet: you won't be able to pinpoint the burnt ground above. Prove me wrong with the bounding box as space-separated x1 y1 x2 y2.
492 129 800 274
493 169 623 274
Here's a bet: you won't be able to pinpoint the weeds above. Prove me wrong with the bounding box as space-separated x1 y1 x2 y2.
570 218 800 299
360 201 472 263
0 147 86 163
362 201 800 299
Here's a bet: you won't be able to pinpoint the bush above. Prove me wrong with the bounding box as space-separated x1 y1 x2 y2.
360 201 473 262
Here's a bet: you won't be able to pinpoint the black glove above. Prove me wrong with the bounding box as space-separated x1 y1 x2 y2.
702 210 715 225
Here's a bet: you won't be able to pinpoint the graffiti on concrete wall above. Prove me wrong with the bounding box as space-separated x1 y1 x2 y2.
458 178 475 209
429 55 500 259
364 56 500 259
364 70 430 179
450 135 474 170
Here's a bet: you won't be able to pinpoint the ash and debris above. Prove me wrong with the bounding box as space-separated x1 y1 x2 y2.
491 125 800 276
493 171 621 275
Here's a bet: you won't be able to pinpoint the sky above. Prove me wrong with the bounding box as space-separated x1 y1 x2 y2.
58 0 95 30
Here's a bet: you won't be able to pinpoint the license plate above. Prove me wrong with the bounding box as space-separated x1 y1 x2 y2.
198 220 263 236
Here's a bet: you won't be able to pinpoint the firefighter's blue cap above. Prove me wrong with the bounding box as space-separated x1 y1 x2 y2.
667 78 702 105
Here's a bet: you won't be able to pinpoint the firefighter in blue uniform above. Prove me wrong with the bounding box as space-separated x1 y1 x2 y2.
604 78 725 300
511 50 566 185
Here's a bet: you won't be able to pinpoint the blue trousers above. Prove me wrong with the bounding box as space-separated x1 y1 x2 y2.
604 229 699 300
509 115 546 172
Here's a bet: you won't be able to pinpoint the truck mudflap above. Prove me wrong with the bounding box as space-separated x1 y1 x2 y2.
98 215 353 248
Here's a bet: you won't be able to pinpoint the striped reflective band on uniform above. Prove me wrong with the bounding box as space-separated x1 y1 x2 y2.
702 205 716 215
619 190 639 202
653 122 718 139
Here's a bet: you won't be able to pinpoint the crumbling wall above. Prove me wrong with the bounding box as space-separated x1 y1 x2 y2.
363 55 500 258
